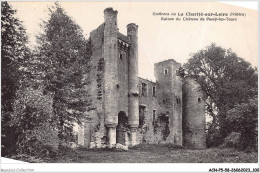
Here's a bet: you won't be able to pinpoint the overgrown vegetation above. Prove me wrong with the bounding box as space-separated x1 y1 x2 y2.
184 43 258 150
1 2 92 159
35 3 92 147
1 1 31 156
153 113 170 140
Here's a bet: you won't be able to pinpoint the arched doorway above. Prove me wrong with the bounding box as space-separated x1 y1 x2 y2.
116 111 128 145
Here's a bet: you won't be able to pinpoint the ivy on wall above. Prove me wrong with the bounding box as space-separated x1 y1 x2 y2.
96 58 104 99
153 112 170 141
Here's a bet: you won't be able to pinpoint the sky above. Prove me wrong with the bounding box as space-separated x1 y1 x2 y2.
9 1 258 81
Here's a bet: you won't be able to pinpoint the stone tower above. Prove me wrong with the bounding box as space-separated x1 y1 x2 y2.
154 60 183 145
103 8 119 147
79 7 140 147
127 23 139 146
183 79 206 148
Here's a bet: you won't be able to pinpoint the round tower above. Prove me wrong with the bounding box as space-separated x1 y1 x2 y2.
103 7 119 147
183 79 206 148
127 23 139 146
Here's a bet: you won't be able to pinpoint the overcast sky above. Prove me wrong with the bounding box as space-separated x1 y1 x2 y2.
9 1 258 81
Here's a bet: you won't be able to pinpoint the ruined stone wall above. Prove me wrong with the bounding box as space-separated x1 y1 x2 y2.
154 59 183 145
116 40 130 146
183 78 206 148
117 40 129 116
78 23 107 148
138 78 159 144
78 122 84 146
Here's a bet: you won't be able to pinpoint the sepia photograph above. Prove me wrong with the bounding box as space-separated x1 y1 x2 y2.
1 1 258 172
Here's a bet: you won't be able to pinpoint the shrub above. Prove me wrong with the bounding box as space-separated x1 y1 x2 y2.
220 132 241 148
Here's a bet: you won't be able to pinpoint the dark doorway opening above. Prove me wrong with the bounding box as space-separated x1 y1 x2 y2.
116 111 128 145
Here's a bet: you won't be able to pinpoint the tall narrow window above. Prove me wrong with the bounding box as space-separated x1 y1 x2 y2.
164 69 168 75
152 86 156 96
198 98 201 102
141 83 147 96
119 53 123 60
176 98 181 104
139 105 146 127
153 110 156 126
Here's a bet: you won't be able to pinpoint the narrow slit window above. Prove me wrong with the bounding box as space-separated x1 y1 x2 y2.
176 98 181 104
152 86 156 96
119 53 123 60
153 110 156 126
198 98 201 102
164 69 168 75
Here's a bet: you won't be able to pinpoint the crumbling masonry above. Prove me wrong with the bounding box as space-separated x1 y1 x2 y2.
78 8 206 149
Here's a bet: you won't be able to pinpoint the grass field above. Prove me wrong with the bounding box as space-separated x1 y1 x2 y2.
43 144 257 163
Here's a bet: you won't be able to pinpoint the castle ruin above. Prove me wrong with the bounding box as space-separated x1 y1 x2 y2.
77 8 206 149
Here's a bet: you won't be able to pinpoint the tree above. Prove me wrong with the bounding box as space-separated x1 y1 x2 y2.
184 43 257 147
11 87 59 157
1 1 30 156
226 96 257 150
35 3 92 146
